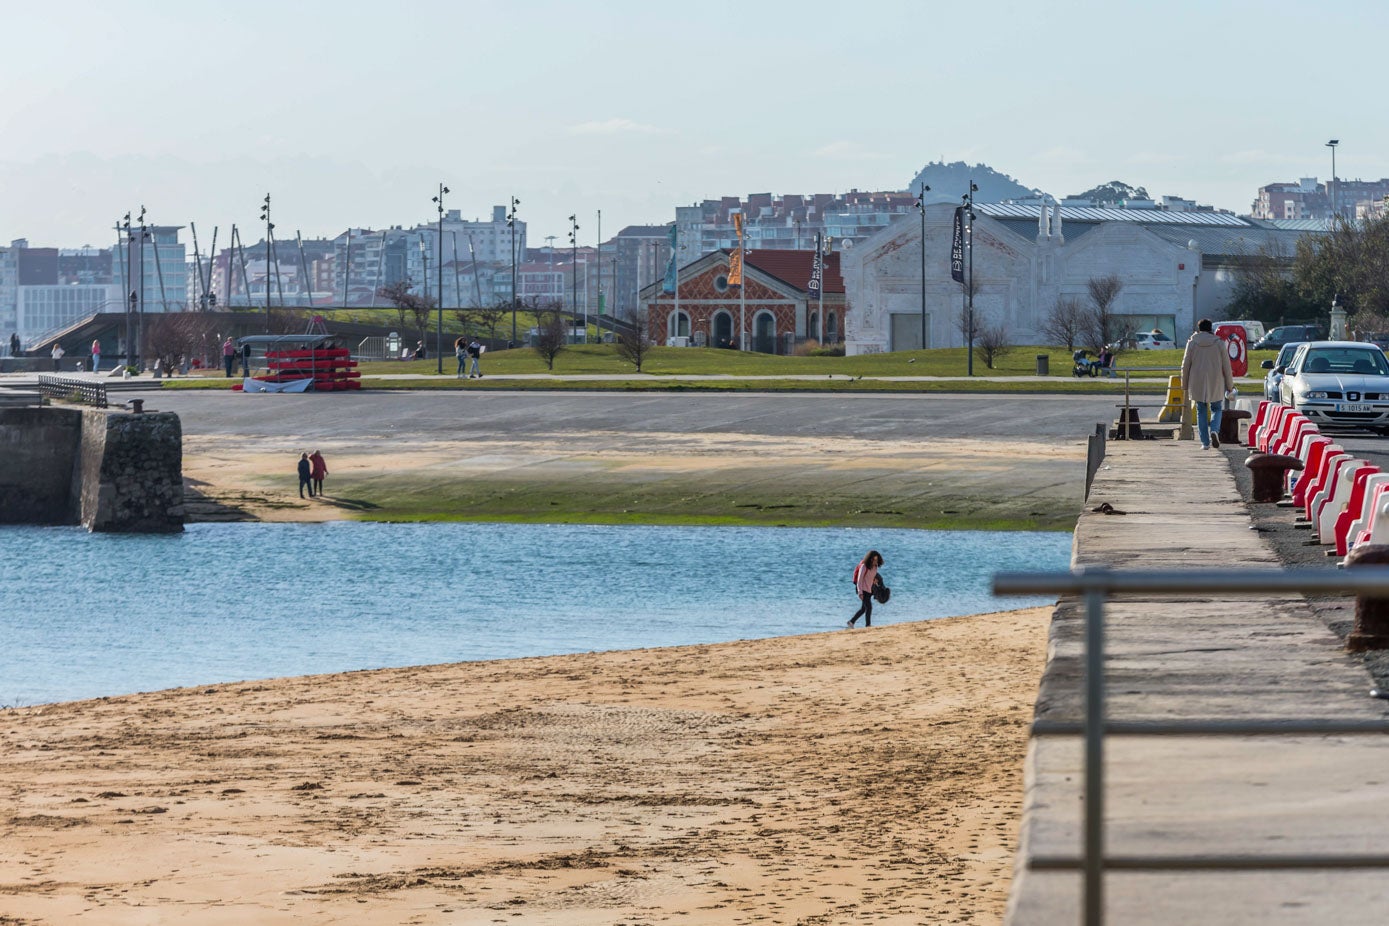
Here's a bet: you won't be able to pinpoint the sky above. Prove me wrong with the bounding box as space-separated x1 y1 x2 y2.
2 0 1384 250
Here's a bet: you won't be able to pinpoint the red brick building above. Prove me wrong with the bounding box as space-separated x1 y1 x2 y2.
641 249 844 352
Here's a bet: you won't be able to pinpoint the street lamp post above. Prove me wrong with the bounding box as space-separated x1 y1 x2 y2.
508 196 520 346
259 194 273 332
136 206 148 369
569 214 580 334
964 182 977 376
1326 139 1340 221
432 183 449 374
916 182 930 351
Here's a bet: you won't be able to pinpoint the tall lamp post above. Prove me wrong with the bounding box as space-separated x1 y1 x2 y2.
568 214 580 330
1326 139 1340 221
963 182 977 376
507 196 520 346
915 182 930 351
259 194 273 332
432 183 449 374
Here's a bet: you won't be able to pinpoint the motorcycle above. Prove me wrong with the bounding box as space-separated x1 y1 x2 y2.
1072 357 1098 378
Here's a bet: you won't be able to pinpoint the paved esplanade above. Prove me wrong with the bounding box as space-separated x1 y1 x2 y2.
1007 441 1389 923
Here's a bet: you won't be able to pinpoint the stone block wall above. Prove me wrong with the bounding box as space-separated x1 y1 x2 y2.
0 406 183 532
0 407 82 522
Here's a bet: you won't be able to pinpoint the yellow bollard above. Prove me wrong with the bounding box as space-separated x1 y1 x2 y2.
1158 375 1185 422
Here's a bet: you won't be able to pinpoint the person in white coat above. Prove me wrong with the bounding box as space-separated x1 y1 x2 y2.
1180 319 1235 450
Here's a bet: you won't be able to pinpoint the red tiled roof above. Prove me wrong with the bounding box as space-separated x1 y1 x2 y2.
742 249 844 295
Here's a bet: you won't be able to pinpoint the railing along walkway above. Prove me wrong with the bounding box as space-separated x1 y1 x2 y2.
992 440 1389 926
36 374 108 408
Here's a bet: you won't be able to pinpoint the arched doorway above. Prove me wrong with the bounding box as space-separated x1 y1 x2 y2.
827 311 838 344
754 311 776 354
668 310 690 341
713 311 733 349
809 311 819 342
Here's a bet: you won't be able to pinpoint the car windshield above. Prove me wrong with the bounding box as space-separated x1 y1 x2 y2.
1276 343 1305 365
1300 348 1389 376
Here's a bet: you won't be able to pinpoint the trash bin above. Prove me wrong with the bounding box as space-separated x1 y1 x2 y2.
1036 354 1049 375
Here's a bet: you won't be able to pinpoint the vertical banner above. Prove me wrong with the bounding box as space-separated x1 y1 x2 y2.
950 207 965 283
808 232 823 297
728 212 745 286
661 224 678 294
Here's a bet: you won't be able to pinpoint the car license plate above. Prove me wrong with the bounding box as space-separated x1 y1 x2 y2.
1337 403 1374 413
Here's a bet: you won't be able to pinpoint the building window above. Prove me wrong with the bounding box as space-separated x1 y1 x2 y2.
714 274 729 293
670 310 690 339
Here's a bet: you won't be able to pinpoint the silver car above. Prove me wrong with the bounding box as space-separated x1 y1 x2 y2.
1278 341 1389 433
1261 341 1306 401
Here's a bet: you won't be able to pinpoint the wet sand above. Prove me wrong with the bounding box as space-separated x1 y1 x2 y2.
0 607 1049 924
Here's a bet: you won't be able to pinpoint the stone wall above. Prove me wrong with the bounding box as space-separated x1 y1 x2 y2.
0 407 82 523
0 406 183 532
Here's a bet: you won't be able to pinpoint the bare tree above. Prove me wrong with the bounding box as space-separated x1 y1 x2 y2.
533 303 568 370
475 303 507 343
973 317 1013 370
145 312 221 375
1083 275 1123 350
408 293 436 349
955 276 981 346
1040 296 1086 350
378 281 417 331
615 312 651 372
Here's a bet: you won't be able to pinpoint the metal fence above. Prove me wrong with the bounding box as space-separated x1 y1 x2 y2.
36 374 108 408
993 566 1389 926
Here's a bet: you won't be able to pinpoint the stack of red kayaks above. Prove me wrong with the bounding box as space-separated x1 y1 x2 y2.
256 347 362 391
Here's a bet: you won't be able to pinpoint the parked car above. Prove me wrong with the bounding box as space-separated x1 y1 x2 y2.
1214 320 1267 344
1361 332 1389 351
1254 324 1322 351
1260 341 1307 401
1132 330 1175 351
1278 341 1389 433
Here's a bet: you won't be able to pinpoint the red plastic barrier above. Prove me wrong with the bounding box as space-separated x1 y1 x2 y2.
1336 467 1382 555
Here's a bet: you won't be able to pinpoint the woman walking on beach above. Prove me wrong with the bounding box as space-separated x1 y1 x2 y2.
309 450 328 497
848 550 883 629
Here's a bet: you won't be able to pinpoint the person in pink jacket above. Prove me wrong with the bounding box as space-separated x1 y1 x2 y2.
848 550 883 628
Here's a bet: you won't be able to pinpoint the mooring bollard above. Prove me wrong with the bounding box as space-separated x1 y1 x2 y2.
130 399 144 414
1244 453 1303 503
1345 544 1389 651
1220 408 1252 446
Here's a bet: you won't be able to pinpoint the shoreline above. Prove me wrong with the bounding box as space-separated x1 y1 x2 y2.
0 606 1051 924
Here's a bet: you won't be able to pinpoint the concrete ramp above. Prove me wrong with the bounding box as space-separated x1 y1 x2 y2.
1007 441 1389 924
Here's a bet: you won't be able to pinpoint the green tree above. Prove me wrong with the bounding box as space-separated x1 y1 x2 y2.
1294 215 1389 317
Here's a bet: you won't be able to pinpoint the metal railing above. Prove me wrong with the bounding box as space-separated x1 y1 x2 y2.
36 374 108 408
993 566 1389 926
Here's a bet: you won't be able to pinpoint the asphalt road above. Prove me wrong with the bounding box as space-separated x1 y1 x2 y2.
132 390 1124 443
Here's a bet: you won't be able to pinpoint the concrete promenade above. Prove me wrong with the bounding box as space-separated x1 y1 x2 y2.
1006 438 1389 923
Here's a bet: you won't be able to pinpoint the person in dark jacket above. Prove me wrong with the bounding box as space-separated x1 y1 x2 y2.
297 452 314 498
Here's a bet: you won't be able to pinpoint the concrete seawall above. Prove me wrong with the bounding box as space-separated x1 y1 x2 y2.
0 407 183 532
1006 439 1389 924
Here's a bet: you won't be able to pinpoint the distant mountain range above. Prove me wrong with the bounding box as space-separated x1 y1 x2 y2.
905 162 1152 207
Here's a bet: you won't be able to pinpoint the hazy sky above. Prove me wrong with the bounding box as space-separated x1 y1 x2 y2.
2 0 1383 249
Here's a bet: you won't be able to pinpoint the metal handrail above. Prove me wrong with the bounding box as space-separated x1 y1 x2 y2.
993 566 1389 926
35 374 108 408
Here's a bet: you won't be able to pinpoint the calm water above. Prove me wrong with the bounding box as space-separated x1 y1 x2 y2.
2 523 1070 706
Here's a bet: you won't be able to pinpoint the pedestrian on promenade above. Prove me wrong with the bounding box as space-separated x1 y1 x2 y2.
90 339 101 374
222 338 236 377
1180 318 1235 450
454 337 467 378
309 450 328 497
468 338 483 378
8 332 19 358
240 342 252 377
51 342 64 372
298 452 314 499
847 550 883 628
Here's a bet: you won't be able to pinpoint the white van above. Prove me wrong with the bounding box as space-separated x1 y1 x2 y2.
1214 320 1266 343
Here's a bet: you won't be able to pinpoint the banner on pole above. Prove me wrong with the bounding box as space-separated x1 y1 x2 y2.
950 207 965 283
661 224 678 294
729 212 745 286
808 232 823 297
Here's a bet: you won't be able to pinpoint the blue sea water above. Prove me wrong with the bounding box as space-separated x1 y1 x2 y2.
1 522 1070 706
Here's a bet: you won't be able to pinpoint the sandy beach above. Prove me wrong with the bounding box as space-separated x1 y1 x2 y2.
0 607 1048 925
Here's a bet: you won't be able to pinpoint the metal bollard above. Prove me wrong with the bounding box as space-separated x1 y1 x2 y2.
130 399 144 414
1345 544 1389 651
1244 452 1303 503
1220 408 1252 446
